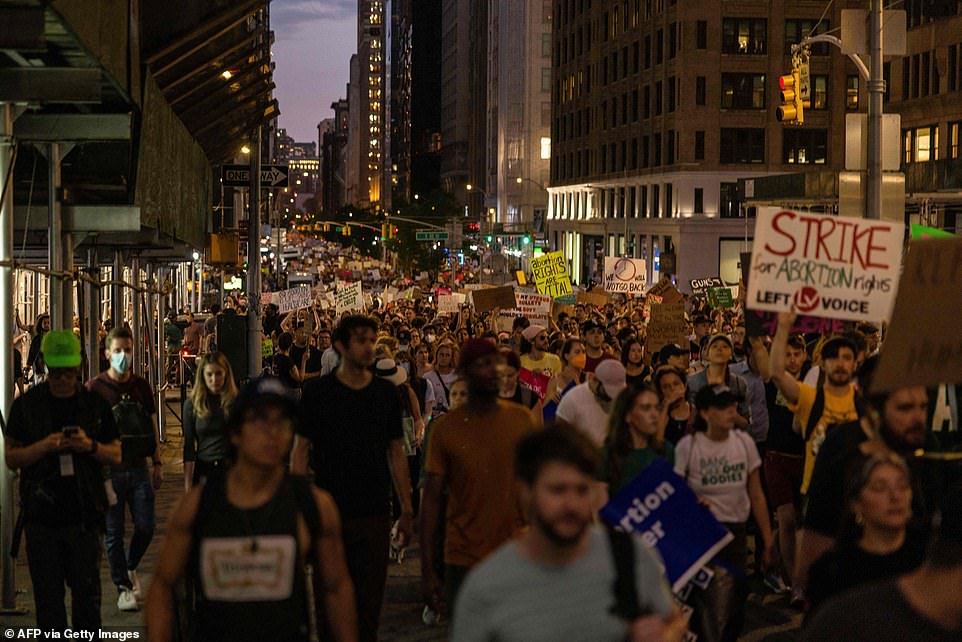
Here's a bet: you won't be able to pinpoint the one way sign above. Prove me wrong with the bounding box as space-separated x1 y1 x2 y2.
221 164 290 188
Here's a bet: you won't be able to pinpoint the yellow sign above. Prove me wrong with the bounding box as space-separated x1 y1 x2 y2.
529 251 573 300
516 270 527 285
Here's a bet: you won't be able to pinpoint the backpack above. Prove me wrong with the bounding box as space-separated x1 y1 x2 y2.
804 385 866 460
113 394 156 463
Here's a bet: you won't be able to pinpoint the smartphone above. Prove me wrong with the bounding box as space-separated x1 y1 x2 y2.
62 426 79 438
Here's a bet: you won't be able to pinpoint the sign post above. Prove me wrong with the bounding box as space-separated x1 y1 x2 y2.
221 164 290 188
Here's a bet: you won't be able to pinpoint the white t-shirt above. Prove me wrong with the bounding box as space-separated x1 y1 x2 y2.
425 368 459 415
555 382 609 447
674 430 761 524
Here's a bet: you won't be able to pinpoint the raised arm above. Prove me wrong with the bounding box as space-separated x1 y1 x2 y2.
769 311 800 405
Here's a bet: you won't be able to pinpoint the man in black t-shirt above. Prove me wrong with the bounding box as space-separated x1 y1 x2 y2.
293 315 414 642
3 330 121 630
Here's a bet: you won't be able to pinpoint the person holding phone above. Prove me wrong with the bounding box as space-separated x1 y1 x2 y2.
3 330 122 630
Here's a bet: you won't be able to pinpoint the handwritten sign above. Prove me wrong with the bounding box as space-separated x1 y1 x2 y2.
872 237 962 392
498 292 553 329
604 257 648 294
647 279 684 304
518 367 551 401
471 285 517 312
271 286 312 314
689 277 723 296
336 282 364 315
437 292 466 315
747 210 903 322
707 287 734 309
601 459 733 592
576 290 609 307
744 310 848 339
530 251 573 299
646 302 689 356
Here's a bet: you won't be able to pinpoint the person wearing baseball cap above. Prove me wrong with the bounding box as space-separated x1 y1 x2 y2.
520 324 562 378
5 330 122 629
555 359 628 447
421 338 537 615
685 333 752 433
147 377 357 642
581 318 616 374
674 383 774 642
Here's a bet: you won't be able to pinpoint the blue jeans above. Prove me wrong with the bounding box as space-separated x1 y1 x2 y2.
104 467 155 590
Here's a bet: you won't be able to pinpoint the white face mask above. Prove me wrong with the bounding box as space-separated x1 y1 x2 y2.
426 333 436 344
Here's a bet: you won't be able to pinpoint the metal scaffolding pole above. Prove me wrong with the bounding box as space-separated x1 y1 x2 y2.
112 251 123 327
131 258 142 377
85 249 100 380
156 265 167 442
47 143 63 330
247 126 262 378
866 0 884 219
62 232 74 329
1 102 24 613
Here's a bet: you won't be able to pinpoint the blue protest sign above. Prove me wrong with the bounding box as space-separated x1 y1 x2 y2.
600 458 733 593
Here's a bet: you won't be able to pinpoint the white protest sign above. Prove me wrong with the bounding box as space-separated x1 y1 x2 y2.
437 292 466 315
371 269 382 281
603 257 648 295
498 292 553 330
747 210 903 322
272 286 312 314
336 282 364 315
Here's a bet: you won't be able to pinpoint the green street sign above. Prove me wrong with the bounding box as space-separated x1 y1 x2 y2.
416 230 449 241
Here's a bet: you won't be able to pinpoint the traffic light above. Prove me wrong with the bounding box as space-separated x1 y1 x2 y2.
522 234 532 245
381 223 389 240
485 234 493 243
776 70 804 124
323 223 331 232
391 226 398 239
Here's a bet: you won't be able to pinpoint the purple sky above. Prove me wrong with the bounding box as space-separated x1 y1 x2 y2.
272 0 357 145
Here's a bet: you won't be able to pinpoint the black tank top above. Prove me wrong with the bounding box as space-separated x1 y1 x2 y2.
191 472 311 642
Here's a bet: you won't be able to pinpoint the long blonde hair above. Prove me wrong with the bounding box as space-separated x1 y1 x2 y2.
190 352 238 419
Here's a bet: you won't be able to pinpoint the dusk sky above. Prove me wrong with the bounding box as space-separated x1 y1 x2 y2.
272 0 357 145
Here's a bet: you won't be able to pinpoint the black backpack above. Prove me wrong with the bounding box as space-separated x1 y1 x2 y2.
113 394 156 463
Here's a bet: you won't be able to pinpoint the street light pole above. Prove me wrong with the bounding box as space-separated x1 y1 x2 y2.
867 0 884 220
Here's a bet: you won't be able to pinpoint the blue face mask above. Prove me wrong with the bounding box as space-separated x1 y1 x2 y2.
110 351 130 375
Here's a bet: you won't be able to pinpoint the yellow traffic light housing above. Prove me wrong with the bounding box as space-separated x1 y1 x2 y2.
776 71 804 124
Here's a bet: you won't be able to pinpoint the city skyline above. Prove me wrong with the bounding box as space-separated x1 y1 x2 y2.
272 0 357 144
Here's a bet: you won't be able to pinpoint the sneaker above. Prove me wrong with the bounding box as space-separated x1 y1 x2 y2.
117 588 139 612
128 570 142 600
763 571 789 594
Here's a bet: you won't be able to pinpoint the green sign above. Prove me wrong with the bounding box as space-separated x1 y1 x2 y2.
708 287 734 309
262 338 274 358
910 224 954 239
416 230 449 241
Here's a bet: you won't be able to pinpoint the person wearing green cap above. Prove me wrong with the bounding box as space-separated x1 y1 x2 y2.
3 329 122 630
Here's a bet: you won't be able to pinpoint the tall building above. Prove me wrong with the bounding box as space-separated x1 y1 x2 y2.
346 54 362 206
440 0 479 207
889 3 962 233
547 0 866 287
322 100 351 214
487 1 553 232
391 0 414 204
410 0 443 197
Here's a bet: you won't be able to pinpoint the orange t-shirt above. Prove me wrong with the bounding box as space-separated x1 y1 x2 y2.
424 400 537 567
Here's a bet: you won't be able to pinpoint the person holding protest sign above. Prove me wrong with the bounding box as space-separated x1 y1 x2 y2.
452 425 683 642
598 383 675 498
674 384 774 642
769 311 861 596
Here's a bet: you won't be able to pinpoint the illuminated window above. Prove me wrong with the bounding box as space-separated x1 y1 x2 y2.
541 137 551 159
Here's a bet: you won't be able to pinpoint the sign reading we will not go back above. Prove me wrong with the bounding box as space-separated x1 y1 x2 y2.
746 210 903 322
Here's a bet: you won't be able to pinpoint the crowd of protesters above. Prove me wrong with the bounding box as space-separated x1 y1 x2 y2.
4 236 961 642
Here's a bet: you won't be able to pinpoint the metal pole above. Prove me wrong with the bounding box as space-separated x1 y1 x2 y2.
247 126 262 378
48 143 63 330
131 258 142 377
1 103 24 613
112 251 123 327
85 249 100 380
156 266 167 443
866 0 884 220
62 232 74 329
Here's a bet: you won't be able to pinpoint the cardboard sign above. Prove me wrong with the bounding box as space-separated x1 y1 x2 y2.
646 302 689 356
603 257 648 295
336 282 364 315
499 292 553 328
601 458 733 592
744 310 848 339
437 292 466 315
518 368 551 401
471 285 517 312
707 287 734 309
689 277 723 296
272 286 312 314
647 278 684 304
577 290 609 307
747 209 903 322
516 270 527 285
872 237 962 392
530 251 574 299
